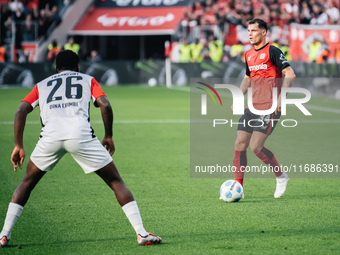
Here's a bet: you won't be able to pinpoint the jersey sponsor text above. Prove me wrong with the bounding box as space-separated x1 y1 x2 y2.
248 63 268 72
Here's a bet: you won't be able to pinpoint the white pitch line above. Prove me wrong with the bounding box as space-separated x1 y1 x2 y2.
305 104 340 114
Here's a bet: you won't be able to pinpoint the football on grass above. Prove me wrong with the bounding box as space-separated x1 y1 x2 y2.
219 180 243 202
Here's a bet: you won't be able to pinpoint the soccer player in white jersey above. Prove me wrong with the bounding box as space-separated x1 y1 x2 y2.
0 50 161 247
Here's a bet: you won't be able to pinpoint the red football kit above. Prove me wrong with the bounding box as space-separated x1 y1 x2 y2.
245 43 290 110
234 43 292 186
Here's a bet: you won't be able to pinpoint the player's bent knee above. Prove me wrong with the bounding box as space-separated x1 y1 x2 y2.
235 139 248 151
95 162 124 184
250 144 263 154
21 161 45 185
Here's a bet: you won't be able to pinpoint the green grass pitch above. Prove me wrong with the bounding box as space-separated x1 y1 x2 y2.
0 85 339 254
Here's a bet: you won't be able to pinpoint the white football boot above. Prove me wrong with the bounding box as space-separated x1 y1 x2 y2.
274 172 289 198
0 235 9 248
137 232 162 246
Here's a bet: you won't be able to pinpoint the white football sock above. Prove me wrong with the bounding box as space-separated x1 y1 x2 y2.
122 201 148 236
277 172 288 179
0 202 24 239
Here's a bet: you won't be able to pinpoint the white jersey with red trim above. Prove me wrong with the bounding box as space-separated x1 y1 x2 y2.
23 71 106 140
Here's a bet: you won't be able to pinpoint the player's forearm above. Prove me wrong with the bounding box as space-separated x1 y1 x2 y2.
13 102 32 147
13 109 28 147
282 77 295 90
282 67 296 88
100 103 113 137
96 96 114 137
240 76 251 94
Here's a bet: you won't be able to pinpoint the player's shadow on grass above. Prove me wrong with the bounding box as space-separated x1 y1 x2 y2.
8 237 128 249
229 198 284 203
7 236 168 249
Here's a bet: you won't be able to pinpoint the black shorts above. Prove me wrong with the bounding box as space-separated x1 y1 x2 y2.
237 108 281 135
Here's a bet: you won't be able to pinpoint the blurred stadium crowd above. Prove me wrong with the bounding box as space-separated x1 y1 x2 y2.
0 0 67 44
0 0 340 64
0 0 70 62
172 0 340 63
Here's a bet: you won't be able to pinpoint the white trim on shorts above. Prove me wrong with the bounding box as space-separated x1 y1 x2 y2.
30 136 113 174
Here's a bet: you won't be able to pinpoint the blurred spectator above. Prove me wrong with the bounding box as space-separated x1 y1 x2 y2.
280 0 300 24
310 3 328 25
197 15 214 39
47 39 61 61
272 40 280 48
179 38 191 63
208 35 223 62
326 0 339 24
269 16 282 43
23 13 34 41
203 6 217 25
192 0 204 19
16 46 27 63
47 5 61 26
198 31 207 46
179 11 195 40
29 1 39 20
89 50 102 63
280 44 292 61
9 0 24 13
4 16 13 40
335 41 340 63
308 39 322 62
38 9 49 39
316 48 330 64
27 0 39 11
236 12 252 45
13 5 25 48
229 41 244 61
204 0 214 8
64 36 80 55
1 4 8 44
215 4 228 32
217 0 228 10
300 1 311 24
0 44 5 62
190 39 204 63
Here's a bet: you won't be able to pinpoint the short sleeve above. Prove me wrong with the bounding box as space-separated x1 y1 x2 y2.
245 51 250 76
91 78 106 102
269 45 290 71
245 60 250 76
22 85 39 108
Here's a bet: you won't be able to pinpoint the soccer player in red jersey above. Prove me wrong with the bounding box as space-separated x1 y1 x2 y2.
232 19 296 198
0 50 161 247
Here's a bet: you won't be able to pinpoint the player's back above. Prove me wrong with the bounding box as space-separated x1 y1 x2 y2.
36 71 95 140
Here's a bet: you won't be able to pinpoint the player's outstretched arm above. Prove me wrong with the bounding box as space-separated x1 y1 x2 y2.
96 95 115 155
11 101 33 172
276 66 296 114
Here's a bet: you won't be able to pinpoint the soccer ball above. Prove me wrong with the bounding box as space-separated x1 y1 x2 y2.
219 180 243 202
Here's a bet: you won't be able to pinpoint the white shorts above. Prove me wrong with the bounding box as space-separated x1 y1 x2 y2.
30 137 113 174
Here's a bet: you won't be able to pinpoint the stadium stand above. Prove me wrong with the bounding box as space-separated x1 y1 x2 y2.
174 0 340 63
0 0 339 64
0 0 73 62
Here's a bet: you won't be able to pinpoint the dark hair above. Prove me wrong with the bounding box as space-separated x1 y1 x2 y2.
248 18 267 31
55 50 79 71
